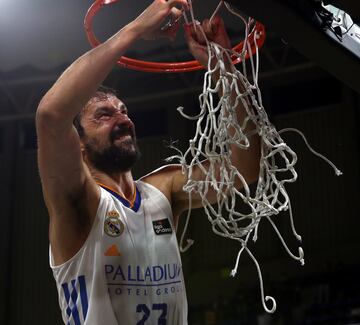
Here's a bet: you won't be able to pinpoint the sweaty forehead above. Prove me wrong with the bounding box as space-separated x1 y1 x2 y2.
84 92 124 114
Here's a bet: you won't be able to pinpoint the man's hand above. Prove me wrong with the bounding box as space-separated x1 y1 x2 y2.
130 0 188 41
184 16 232 67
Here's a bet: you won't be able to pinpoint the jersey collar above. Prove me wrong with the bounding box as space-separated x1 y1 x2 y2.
97 182 141 212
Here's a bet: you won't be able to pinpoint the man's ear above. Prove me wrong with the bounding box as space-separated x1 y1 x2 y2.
79 140 86 156
79 139 84 150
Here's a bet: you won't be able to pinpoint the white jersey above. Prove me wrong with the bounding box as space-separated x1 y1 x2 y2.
50 180 188 325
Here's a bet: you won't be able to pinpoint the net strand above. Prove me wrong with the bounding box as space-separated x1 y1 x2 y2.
278 128 343 176
171 1 342 313
210 1 224 22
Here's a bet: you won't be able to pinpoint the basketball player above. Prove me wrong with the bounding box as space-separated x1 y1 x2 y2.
36 0 260 324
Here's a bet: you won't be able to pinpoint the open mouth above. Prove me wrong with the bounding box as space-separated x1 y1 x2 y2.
111 126 134 143
113 134 132 142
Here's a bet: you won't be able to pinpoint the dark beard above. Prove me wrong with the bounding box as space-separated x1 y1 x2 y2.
85 138 141 173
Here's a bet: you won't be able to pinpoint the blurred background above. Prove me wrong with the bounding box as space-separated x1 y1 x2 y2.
0 0 359 324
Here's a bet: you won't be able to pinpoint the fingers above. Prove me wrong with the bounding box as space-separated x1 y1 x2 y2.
184 16 226 44
184 24 209 67
183 24 196 46
202 19 214 40
170 6 183 21
159 7 183 40
184 22 207 45
211 15 225 33
166 0 189 11
184 24 205 49
160 21 181 40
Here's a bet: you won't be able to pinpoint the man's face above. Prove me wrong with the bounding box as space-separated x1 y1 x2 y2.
80 92 140 173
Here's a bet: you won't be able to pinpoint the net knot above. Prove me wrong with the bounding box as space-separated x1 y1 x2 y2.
335 169 343 176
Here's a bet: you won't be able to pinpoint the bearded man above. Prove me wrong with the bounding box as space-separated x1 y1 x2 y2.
36 0 260 324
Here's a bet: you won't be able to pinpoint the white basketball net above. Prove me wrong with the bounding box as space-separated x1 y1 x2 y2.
167 1 342 313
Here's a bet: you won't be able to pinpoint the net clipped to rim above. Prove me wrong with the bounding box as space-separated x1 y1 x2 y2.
167 1 342 313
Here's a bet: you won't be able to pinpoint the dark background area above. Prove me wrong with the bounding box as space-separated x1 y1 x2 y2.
0 0 359 324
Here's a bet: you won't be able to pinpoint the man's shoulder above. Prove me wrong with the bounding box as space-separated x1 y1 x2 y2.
139 164 183 202
141 164 182 179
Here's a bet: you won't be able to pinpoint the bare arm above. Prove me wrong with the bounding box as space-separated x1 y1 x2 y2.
36 24 140 199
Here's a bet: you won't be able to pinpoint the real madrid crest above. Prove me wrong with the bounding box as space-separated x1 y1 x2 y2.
104 210 124 237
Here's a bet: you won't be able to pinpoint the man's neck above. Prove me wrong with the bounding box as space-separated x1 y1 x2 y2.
91 169 135 202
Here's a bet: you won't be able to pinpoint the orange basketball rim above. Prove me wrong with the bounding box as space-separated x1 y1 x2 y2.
84 0 266 73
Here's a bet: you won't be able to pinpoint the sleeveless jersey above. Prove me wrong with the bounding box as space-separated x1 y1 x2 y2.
50 180 188 325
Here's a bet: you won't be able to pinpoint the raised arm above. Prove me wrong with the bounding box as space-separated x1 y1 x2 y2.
36 0 188 264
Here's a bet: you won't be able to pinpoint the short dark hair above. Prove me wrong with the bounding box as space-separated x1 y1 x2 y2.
73 85 118 138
